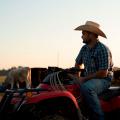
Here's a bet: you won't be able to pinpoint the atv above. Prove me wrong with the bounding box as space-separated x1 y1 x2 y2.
0 67 120 120
38 67 120 120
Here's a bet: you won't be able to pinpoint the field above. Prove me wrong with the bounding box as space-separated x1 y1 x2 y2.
0 76 6 85
0 75 120 86
0 76 6 101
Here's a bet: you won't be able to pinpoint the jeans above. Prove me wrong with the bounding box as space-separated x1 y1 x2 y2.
80 78 111 120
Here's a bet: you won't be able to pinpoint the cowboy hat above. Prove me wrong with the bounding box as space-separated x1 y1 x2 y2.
74 21 107 38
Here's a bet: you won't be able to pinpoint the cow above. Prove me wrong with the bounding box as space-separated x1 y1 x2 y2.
3 67 31 89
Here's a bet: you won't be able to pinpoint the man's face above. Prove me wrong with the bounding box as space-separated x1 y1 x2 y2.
81 31 92 44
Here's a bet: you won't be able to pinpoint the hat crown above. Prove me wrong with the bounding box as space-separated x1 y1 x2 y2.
85 21 100 28
74 20 107 38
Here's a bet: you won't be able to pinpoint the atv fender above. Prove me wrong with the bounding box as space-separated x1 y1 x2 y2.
26 90 82 120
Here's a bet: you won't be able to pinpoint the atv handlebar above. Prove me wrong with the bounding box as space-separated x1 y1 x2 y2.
0 88 48 94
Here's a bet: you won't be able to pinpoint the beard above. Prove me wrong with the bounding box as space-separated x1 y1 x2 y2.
83 38 92 44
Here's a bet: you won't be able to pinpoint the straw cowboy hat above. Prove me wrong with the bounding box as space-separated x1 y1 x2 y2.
74 21 107 38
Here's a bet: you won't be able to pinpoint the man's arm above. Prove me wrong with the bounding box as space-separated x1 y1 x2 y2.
84 70 108 81
80 69 108 82
75 62 108 82
75 63 84 77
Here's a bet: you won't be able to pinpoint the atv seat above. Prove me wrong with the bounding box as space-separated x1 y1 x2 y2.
99 86 120 101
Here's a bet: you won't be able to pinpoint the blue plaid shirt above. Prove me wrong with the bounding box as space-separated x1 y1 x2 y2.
76 41 113 79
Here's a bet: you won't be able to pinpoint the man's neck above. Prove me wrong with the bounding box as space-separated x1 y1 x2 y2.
88 38 98 48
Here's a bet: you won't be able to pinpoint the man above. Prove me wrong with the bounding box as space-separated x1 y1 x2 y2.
74 21 113 120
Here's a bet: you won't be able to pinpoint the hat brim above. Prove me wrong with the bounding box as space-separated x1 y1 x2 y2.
74 25 107 38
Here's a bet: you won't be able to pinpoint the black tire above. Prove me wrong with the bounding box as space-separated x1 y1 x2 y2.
40 114 68 120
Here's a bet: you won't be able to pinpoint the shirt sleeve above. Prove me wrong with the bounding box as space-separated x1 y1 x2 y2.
75 46 84 65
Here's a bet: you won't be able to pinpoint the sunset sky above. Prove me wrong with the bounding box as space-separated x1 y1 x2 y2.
0 0 120 69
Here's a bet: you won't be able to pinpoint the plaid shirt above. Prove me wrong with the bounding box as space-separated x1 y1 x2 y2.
76 41 113 79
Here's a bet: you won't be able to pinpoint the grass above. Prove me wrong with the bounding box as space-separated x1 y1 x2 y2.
111 79 120 86
0 76 6 101
0 76 6 85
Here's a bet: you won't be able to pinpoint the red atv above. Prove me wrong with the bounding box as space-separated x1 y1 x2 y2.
0 67 120 120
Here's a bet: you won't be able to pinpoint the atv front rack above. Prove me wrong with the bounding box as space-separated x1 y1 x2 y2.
0 88 48 113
